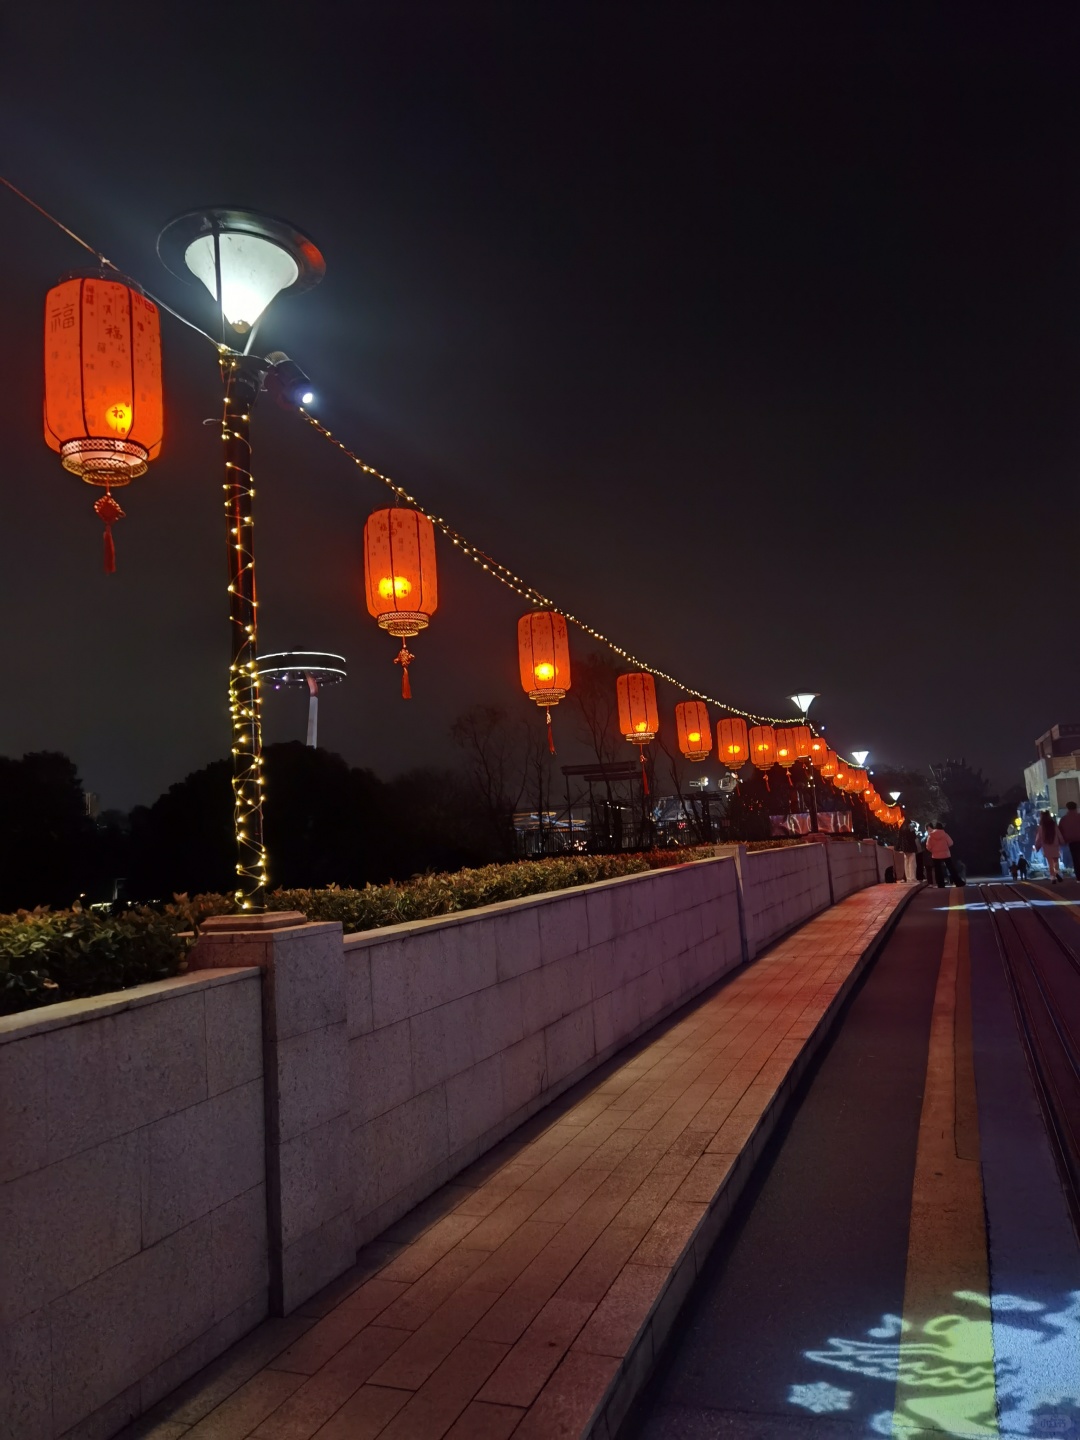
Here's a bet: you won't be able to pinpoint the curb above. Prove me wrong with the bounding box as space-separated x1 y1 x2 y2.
584 881 925 1439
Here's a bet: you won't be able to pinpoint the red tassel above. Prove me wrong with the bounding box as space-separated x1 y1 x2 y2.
546 709 555 755
640 746 650 796
764 773 771 791
395 641 415 699
94 491 124 575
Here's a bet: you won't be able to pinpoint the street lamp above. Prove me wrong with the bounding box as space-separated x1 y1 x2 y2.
889 790 902 803
790 693 818 716
851 749 869 767
158 209 325 910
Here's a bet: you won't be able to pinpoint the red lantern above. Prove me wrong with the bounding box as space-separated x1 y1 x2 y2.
518 611 571 753
749 725 777 770
675 701 711 762
717 718 749 773
793 726 813 760
820 748 838 779
809 735 829 768
617 672 659 793
775 727 799 769
363 507 438 698
44 275 163 572
833 759 850 791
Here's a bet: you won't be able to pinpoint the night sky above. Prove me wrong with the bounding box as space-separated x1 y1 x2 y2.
2 4 1079 810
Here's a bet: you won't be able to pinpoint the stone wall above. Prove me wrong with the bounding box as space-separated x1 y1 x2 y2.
343 856 744 1246
727 843 833 957
0 969 267 1440
827 838 887 899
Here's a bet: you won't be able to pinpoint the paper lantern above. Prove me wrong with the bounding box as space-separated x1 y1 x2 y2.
717 718 749 773
617 672 659 794
809 736 829 769
820 748 838 779
518 611 571 753
749 725 777 772
44 275 163 572
793 726 813 760
363 507 437 697
675 701 711 762
775 727 799 769
833 759 850 791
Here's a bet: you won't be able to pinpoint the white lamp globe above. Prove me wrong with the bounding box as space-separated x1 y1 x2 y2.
158 208 325 336
790 693 818 715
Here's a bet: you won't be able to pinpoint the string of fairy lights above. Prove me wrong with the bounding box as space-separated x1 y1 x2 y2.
8 173 888 795
295 408 799 728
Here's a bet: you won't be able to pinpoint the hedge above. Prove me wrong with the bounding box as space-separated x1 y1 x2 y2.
0 849 713 1017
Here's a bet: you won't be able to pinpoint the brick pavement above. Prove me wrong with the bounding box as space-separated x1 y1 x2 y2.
125 883 912 1440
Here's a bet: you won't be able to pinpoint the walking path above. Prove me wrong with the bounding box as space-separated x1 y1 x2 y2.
124 883 913 1440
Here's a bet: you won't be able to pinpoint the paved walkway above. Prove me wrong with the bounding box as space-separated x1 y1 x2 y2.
127 884 912 1440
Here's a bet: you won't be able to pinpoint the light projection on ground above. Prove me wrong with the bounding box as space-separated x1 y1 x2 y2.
789 1290 1080 1437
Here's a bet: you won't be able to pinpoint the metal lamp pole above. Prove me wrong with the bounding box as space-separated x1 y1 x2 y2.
158 209 325 910
790 694 819 833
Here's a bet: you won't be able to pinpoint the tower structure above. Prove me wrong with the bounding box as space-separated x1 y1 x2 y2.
258 652 346 748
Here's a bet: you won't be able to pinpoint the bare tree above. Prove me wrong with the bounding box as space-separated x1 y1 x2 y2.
449 704 531 859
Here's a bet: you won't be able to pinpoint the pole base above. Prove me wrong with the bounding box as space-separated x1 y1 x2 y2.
198 911 307 934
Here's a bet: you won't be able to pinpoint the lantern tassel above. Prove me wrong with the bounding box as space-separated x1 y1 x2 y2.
639 745 650 796
93 491 124 575
764 772 771 791
546 708 555 755
395 640 415 700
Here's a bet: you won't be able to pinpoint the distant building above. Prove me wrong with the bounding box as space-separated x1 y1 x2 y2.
84 791 100 820
1025 722 1080 810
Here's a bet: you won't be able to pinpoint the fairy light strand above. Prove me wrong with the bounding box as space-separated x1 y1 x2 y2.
297 407 799 727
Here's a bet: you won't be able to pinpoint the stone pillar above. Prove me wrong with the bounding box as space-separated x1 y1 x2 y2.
191 914 353 1315
714 843 752 961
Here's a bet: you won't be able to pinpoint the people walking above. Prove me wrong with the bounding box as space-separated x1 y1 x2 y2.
897 821 919 882
1057 800 1080 878
1017 854 1029 881
925 821 962 888
1033 809 1065 883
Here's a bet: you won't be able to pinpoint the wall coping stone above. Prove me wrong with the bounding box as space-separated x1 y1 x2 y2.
0 966 260 1045
341 853 733 950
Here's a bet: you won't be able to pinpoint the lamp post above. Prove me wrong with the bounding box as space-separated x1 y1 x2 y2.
790 693 820 833
158 209 325 910
851 749 869 768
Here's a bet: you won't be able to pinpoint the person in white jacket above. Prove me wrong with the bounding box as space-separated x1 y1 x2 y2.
1033 810 1065 883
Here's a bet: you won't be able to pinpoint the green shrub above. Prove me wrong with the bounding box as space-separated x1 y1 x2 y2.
0 908 190 1017
0 847 716 1016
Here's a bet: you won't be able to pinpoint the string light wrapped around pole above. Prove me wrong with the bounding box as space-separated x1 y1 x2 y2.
158 207 325 911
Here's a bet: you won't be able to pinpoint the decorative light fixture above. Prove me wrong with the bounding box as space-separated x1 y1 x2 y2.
257 651 346 748
518 610 571 753
158 207 325 911
790 693 818 715
749 725 778 786
675 700 712 762
43 275 164 572
851 749 870 767
617 672 659 792
889 790 902 803
363 507 438 697
775 726 799 772
717 718 749 773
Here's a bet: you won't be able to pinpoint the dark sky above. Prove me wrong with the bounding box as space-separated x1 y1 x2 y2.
2 3 1079 809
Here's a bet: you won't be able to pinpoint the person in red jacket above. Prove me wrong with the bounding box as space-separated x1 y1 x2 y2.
925 822 962 888
1057 801 1080 878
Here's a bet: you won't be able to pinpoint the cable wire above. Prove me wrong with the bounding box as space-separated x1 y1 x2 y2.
296 407 800 727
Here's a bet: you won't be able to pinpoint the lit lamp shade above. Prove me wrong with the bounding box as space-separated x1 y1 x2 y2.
793 726 813 760
675 701 711 762
518 611 570 705
749 725 777 772
44 276 163 485
775 726 799 768
717 717 749 772
809 736 829 769
183 232 299 332
363 508 438 636
833 760 851 791
617 673 659 744
850 768 869 795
